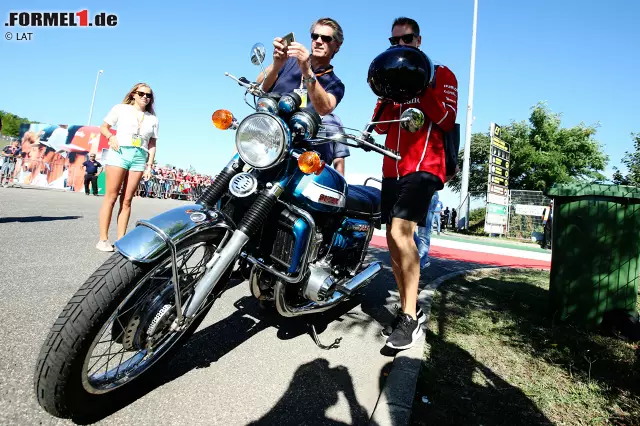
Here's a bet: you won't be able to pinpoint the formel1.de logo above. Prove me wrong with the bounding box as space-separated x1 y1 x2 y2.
4 10 118 41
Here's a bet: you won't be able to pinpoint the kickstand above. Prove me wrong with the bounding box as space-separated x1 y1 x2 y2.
308 323 342 350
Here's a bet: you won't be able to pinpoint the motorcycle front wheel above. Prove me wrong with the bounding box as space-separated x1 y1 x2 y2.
34 238 225 419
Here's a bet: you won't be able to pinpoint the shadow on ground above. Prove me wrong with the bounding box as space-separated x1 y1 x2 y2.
411 271 640 425
246 358 387 426
0 215 83 223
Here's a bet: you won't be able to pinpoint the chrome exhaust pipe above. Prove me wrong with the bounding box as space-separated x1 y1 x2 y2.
275 261 382 317
338 261 382 296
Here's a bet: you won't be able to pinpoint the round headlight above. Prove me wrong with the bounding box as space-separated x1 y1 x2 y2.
235 113 290 169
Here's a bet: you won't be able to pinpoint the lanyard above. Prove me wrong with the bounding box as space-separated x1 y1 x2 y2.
136 111 145 133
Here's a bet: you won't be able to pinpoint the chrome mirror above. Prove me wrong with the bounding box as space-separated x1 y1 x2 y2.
251 43 268 91
250 43 266 66
400 108 425 133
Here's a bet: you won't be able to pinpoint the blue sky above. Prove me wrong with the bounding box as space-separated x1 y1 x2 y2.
2 0 639 209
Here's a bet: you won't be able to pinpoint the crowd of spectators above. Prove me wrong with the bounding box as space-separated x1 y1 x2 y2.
135 164 214 201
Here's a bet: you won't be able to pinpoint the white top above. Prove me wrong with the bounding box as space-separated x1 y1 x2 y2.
103 104 159 151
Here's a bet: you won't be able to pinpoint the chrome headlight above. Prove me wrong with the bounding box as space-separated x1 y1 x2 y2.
278 92 302 114
256 97 278 114
289 108 321 141
235 113 290 169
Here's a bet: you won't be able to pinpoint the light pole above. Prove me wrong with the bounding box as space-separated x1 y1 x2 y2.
459 0 479 230
88 69 103 126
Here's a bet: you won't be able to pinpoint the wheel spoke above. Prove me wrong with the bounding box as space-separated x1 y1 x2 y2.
83 242 216 393
90 348 126 376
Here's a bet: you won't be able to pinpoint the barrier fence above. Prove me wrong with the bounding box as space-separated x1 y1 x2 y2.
135 177 211 201
456 190 550 241
507 190 551 241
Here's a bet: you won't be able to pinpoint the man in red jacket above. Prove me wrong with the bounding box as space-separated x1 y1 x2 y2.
373 17 458 349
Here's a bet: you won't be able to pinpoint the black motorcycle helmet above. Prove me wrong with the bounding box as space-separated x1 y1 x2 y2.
367 45 435 104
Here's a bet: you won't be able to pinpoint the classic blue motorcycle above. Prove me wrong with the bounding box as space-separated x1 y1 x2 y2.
33 42 428 419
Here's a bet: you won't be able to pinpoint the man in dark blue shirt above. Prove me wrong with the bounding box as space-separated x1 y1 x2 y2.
257 18 349 173
82 153 103 196
258 17 345 117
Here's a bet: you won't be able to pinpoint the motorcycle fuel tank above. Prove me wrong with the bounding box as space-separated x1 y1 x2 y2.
284 161 347 214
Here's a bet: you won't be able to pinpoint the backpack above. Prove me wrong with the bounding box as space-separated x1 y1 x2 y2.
444 123 461 177
433 65 461 178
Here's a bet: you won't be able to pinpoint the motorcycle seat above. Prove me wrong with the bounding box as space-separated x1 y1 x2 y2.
346 185 381 217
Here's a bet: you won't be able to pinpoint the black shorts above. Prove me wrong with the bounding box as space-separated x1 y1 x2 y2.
381 171 441 225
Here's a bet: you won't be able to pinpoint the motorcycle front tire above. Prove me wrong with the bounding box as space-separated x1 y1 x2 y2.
33 246 222 421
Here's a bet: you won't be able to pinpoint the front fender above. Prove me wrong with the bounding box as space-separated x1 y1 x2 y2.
114 204 234 263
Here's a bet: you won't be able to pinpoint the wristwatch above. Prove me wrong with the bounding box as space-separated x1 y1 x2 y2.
303 74 317 85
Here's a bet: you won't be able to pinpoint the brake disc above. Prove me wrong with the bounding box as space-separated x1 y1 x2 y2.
147 304 173 337
122 314 142 351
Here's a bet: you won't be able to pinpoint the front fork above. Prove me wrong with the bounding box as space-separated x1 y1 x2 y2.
170 181 285 331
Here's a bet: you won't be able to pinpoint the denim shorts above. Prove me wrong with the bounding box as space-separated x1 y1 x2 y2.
1 160 15 176
105 146 148 172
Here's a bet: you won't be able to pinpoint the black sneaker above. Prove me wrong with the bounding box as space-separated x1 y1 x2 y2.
380 304 426 337
385 313 424 350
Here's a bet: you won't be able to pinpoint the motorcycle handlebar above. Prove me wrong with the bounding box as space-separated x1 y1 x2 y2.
350 135 401 160
224 73 400 160
225 72 265 97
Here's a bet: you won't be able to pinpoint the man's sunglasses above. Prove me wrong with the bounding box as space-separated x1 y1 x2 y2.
135 91 152 98
389 33 418 45
311 33 333 43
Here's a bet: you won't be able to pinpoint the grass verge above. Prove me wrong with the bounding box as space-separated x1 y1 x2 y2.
410 269 640 425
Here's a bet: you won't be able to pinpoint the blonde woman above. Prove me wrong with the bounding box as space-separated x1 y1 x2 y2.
96 82 158 252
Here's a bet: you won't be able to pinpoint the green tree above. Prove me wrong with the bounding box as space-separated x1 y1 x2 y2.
447 133 491 194
612 133 640 186
0 110 38 137
448 102 609 193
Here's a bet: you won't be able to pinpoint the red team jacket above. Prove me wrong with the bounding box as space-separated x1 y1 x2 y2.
372 64 458 185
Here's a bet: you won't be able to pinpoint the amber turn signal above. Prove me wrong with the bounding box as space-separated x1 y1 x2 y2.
298 151 325 175
212 109 234 130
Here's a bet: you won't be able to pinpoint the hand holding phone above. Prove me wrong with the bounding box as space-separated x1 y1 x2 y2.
281 32 295 48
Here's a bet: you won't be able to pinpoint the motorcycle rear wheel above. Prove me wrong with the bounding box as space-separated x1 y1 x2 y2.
33 239 225 419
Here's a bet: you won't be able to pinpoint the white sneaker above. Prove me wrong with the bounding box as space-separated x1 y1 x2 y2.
96 240 114 252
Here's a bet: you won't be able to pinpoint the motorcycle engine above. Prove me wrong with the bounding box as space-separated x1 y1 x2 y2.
252 205 371 304
303 262 337 302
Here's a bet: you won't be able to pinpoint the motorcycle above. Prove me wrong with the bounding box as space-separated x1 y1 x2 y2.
33 42 427 419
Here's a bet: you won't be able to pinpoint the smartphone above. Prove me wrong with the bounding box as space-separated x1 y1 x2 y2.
282 32 295 48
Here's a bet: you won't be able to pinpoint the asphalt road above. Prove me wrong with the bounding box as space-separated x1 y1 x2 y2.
0 187 486 426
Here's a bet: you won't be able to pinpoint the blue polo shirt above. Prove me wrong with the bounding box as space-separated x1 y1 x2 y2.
268 58 345 114
83 159 102 175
